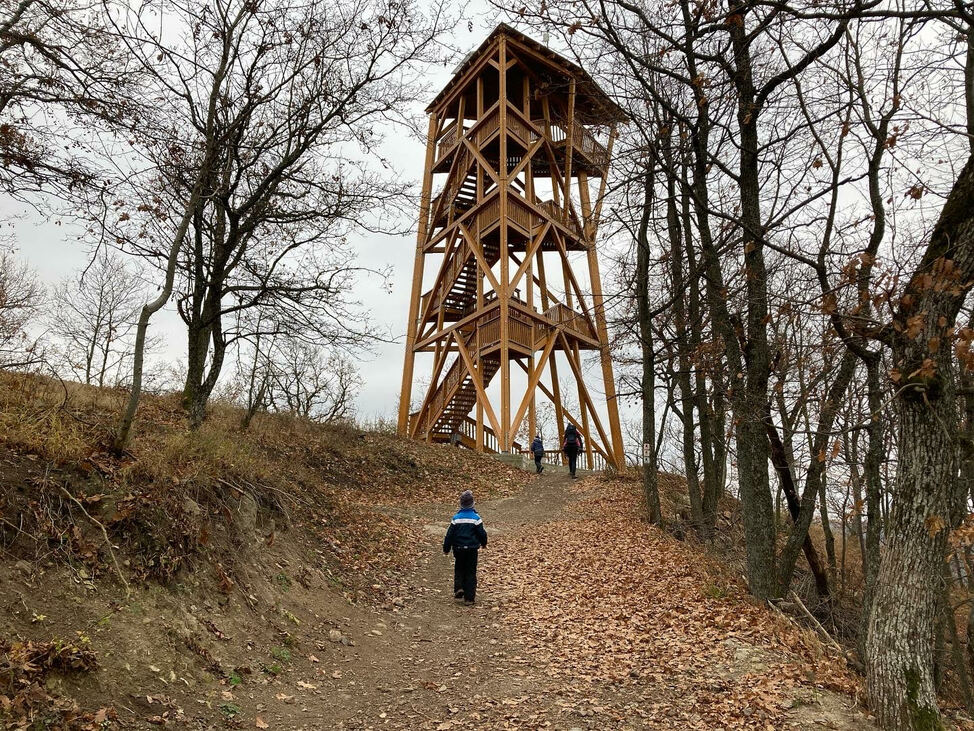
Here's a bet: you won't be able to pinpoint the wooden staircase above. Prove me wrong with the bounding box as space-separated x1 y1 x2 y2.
423 238 500 319
410 324 504 442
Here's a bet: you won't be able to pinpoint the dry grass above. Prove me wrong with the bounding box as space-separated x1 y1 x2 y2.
0 370 531 592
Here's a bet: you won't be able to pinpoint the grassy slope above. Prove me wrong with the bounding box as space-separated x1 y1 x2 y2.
0 372 530 728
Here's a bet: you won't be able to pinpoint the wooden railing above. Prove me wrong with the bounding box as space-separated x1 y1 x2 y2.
507 113 535 147
437 121 463 161
431 148 472 227
532 116 610 171
508 195 533 232
424 239 470 313
536 199 582 238
477 309 537 352
416 352 467 436
475 106 501 146
476 196 501 233
458 416 523 454
544 303 595 340
521 448 607 472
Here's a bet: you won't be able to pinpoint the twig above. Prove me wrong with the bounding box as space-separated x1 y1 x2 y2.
789 590 844 654
58 484 130 598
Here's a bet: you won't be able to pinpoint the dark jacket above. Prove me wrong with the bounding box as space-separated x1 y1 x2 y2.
443 508 487 553
531 437 544 456
563 427 583 452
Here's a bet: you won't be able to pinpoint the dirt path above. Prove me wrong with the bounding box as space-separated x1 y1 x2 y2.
251 471 575 729
243 472 875 730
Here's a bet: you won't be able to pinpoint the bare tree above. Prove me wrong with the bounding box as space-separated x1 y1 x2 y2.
49 250 147 387
0 0 139 199
102 0 452 444
265 343 361 423
0 248 42 369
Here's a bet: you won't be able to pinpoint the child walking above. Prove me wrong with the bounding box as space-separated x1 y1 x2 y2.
443 490 487 605
531 435 545 473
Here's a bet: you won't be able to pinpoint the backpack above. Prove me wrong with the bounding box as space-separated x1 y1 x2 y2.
564 428 578 448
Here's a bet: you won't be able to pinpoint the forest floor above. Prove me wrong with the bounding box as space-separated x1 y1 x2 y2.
266 470 877 731
1 461 881 730
34 469 876 731
0 375 888 729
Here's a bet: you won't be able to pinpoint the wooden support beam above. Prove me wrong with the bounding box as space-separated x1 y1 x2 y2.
509 332 558 438
409 338 452 438
557 331 614 466
498 37 511 452
460 223 501 293
398 114 439 435
521 366 611 463
455 331 502 437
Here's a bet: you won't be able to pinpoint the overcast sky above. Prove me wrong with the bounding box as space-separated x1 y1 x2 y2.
4 3 639 449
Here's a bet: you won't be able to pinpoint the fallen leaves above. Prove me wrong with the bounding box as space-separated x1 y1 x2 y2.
482 477 863 730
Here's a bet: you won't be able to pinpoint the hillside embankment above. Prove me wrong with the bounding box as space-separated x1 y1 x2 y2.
0 373 889 728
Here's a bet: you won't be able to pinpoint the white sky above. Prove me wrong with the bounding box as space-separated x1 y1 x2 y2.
5 4 640 451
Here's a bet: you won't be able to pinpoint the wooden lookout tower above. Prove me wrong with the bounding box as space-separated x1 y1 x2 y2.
397 24 626 470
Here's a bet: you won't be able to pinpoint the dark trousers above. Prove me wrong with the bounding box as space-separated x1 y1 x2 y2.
453 547 479 601
565 446 578 476
534 452 543 473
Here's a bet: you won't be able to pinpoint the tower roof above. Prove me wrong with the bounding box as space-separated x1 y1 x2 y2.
426 23 627 125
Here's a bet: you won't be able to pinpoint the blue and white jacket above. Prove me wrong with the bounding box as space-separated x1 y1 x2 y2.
443 508 488 552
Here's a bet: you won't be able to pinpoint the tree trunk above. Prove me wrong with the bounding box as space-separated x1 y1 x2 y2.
866 154 974 730
728 3 776 599
637 164 662 523
662 129 702 529
764 403 830 598
819 470 837 575
776 348 857 596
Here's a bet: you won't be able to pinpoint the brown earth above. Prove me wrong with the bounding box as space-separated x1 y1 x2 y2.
3 463 880 730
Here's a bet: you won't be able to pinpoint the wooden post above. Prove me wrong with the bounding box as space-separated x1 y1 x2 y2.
498 37 511 452
398 114 439 435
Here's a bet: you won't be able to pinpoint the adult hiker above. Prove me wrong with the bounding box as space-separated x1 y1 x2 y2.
563 423 583 478
443 489 487 606
530 434 544 474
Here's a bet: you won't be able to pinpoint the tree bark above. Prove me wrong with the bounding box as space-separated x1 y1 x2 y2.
728 1 776 599
637 163 662 524
866 154 974 730
662 129 703 529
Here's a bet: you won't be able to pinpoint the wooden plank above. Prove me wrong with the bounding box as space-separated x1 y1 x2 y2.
413 299 500 350
498 36 511 452
459 223 501 293
573 339 595 466
418 230 464 326
557 331 613 466
428 38 499 119
509 332 558 438
509 222 549 294
584 122 624 468
455 331 502 437
563 79 576 226
462 138 502 188
398 114 439 434
408 335 453 438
